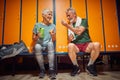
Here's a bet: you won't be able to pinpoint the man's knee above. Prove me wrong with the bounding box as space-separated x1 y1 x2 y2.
93 42 101 49
68 43 75 49
86 42 100 53
85 43 94 52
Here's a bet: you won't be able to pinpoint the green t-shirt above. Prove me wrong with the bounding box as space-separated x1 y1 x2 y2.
72 19 91 44
33 22 56 46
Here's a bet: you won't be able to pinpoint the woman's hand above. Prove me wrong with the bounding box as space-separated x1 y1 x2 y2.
49 29 56 42
32 33 39 41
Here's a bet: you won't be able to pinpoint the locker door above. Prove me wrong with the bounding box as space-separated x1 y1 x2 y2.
72 0 86 18
0 0 4 45
56 0 70 53
4 0 20 44
38 0 53 22
87 0 105 51
22 0 36 51
102 0 120 51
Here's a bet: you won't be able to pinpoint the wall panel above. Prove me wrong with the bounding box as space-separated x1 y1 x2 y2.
72 0 86 18
56 0 70 52
22 0 36 51
0 0 4 45
4 0 20 44
38 0 53 22
87 0 105 51
102 0 120 51
1 0 119 52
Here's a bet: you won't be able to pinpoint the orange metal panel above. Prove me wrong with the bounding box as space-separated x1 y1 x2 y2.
4 0 20 44
0 0 4 45
22 0 36 52
102 0 120 51
38 0 53 22
87 0 105 51
56 0 70 53
72 0 86 18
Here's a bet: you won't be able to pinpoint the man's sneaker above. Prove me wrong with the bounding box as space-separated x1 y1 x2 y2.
39 70 45 78
86 64 97 76
71 65 80 76
1 40 28 59
49 70 56 79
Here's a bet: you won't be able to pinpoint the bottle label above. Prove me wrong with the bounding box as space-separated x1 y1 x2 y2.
39 28 44 38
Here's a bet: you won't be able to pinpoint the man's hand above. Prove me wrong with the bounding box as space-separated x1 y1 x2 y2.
61 20 68 27
68 34 74 42
61 20 74 32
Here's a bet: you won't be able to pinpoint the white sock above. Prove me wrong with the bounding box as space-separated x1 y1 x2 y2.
73 60 79 67
87 58 95 66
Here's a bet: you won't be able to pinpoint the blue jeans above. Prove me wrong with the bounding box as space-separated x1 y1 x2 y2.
34 41 55 71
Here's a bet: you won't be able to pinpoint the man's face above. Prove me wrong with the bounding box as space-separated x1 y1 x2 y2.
66 11 76 23
43 11 52 22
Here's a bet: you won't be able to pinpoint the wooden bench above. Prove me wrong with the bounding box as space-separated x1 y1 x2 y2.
0 50 119 76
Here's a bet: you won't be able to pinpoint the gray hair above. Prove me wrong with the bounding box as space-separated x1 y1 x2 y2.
66 7 76 15
42 9 52 15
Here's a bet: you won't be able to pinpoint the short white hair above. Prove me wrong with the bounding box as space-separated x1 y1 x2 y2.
42 9 52 15
66 7 76 15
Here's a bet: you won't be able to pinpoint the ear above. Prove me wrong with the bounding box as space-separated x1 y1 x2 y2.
42 14 45 17
74 14 76 17
42 14 44 17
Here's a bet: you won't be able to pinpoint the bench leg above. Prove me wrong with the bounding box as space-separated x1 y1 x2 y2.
55 54 58 74
82 55 85 71
12 57 16 76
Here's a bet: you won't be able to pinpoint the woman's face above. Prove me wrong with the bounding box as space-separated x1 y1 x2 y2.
43 11 53 22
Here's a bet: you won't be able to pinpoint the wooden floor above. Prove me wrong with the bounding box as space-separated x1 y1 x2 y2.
0 56 120 80
0 71 120 80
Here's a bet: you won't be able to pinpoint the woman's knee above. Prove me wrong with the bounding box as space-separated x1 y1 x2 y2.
48 42 54 47
34 44 42 53
47 42 54 52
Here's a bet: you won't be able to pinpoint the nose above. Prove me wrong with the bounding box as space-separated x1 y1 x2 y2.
67 17 70 20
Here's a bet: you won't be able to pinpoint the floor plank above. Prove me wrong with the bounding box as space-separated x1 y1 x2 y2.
0 71 120 80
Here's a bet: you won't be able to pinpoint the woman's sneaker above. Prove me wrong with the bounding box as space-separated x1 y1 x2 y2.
39 70 45 78
49 70 56 79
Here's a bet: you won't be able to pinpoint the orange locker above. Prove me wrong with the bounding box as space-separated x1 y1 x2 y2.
4 0 20 44
28 0 52 52
38 0 53 22
72 0 86 18
102 0 120 51
56 0 70 53
0 0 4 45
21 0 36 52
87 0 105 51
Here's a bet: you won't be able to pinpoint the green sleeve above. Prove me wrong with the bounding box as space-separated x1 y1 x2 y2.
80 19 88 28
